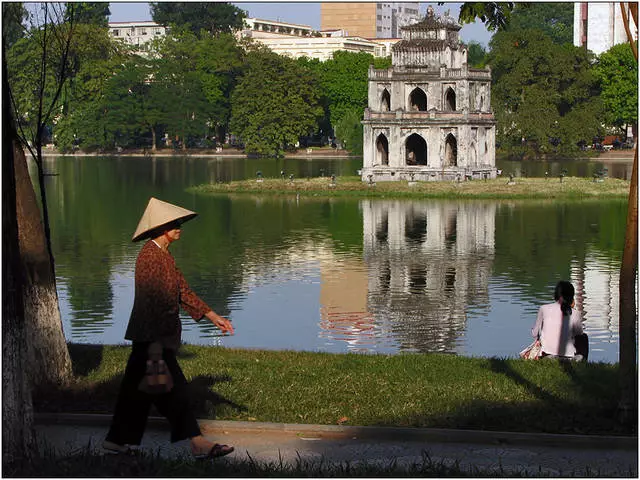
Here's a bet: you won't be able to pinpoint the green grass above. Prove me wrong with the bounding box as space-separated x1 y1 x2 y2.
34 344 633 437
188 176 630 200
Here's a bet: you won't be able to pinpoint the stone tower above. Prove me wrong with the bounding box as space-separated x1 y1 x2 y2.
361 6 497 182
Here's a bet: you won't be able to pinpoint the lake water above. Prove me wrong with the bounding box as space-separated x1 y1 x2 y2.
37 155 629 363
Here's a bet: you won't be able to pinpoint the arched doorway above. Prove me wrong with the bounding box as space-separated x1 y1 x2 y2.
381 89 391 111
376 133 389 165
406 133 427 165
445 87 456 111
444 133 457 167
409 88 427 111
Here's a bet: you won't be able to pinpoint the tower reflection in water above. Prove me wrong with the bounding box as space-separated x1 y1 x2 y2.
319 199 496 353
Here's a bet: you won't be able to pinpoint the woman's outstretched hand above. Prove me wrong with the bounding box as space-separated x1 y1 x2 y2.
205 311 234 335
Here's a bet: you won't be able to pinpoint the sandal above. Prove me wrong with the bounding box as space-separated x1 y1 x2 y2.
193 443 234 459
102 440 139 455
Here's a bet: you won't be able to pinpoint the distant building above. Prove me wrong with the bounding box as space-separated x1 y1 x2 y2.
573 3 637 54
239 17 399 61
108 21 167 51
321 2 421 39
361 6 496 183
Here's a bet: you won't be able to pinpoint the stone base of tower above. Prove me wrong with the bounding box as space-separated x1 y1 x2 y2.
361 165 497 183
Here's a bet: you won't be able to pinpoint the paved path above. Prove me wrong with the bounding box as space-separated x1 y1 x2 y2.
35 414 637 477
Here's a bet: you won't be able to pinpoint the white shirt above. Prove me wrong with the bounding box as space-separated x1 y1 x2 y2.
531 302 583 357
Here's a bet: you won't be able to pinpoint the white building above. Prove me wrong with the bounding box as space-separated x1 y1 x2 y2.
573 3 637 54
239 17 399 61
108 21 167 51
361 6 497 183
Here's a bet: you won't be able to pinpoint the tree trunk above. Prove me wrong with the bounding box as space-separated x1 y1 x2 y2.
3 59 37 468
14 141 73 389
617 2 638 424
618 137 638 422
151 127 157 152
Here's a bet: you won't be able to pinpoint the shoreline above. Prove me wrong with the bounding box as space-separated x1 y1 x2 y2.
32 147 635 162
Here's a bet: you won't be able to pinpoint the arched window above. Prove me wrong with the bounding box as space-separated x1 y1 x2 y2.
444 133 457 167
445 87 456 111
409 88 427 111
381 89 391 111
376 133 389 166
406 133 427 165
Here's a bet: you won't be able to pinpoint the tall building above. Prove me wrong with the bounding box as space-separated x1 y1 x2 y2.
573 3 637 54
321 2 421 39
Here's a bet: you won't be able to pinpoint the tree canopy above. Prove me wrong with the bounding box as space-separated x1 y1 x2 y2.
65 2 110 26
230 46 322 156
488 28 603 155
503 3 574 45
595 42 638 134
150 2 246 35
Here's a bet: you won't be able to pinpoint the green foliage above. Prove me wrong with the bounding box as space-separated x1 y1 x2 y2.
150 2 246 36
457 2 516 31
334 109 364 154
466 41 487 67
49 24 127 151
505 3 574 45
320 50 373 128
488 29 603 155
230 47 322 156
595 42 638 133
153 30 213 147
2 2 28 48
193 33 245 140
65 2 110 26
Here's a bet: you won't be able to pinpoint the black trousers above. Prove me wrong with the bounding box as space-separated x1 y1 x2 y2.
105 342 201 445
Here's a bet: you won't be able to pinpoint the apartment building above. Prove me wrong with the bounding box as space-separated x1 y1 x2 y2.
321 2 421 39
108 21 167 50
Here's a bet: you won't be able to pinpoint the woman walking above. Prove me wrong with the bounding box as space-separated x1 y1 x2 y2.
103 197 235 459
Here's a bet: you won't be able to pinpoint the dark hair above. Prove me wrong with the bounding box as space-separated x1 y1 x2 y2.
553 280 575 316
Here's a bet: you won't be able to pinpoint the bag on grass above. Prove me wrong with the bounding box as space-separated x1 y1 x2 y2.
520 339 542 360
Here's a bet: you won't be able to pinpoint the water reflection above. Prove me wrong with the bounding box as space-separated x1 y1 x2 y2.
361 200 495 353
32 156 628 363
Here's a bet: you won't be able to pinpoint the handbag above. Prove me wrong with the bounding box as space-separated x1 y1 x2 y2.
138 342 174 394
520 339 542 360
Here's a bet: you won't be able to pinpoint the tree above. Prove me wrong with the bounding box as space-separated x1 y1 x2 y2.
334 108 364 155
3 52 37 468
49 24 128 151
153 30 212 149
65 2 110 26
150 2 245 36
466 41 487 68
595 42 638 136
2 2 28 48
488 28 603 156
5 2 74 388
230 47 322 156
503 3 574 45
457 2 516 31
617 1 638 424
194 33 246 143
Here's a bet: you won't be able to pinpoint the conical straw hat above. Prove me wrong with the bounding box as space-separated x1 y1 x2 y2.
132 197 197 242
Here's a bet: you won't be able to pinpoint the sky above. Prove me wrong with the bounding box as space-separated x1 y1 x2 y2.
107 2 494 47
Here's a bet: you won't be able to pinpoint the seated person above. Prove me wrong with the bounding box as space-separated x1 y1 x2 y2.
531 281 585 361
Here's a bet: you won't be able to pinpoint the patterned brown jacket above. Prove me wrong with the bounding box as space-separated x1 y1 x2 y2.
124 240 211 349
